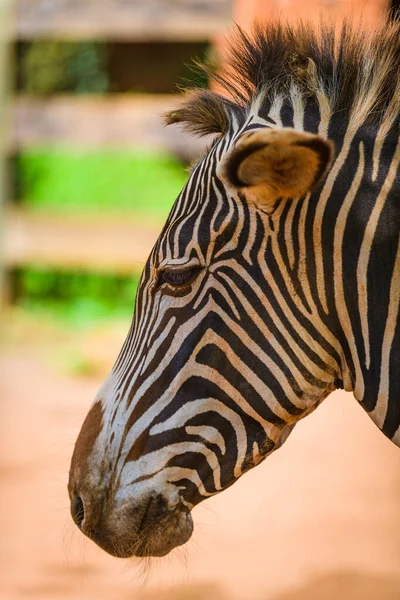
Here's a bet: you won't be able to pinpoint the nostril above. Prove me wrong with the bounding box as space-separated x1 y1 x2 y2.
71 495 85 528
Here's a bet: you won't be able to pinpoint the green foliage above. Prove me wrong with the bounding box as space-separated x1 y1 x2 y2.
21 41 108 94
17 149 188 218
16 268 140 328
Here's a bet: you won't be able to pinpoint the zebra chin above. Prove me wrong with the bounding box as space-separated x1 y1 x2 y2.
69 487 194 558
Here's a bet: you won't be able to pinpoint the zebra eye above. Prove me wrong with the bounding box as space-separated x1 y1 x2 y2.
158 266 202 292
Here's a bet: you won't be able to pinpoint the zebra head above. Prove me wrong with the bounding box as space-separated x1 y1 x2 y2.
69 21 400 558
68 124 337 558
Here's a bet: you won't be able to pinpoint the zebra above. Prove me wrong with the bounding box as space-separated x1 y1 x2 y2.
69 19 400 559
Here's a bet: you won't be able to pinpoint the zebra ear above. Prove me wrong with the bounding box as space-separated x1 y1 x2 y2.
222 128 334 206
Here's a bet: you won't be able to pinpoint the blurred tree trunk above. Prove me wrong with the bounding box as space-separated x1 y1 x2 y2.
0 0 12 304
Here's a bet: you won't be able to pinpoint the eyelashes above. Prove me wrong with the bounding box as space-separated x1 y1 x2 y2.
157 266 204 295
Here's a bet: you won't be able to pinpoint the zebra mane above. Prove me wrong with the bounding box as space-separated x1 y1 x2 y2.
166 19 400 137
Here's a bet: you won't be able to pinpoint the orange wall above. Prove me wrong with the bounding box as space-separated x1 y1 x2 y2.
232 0 389 29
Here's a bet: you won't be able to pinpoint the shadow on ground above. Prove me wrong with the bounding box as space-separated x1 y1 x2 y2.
125 582 228 600
272 571 400 600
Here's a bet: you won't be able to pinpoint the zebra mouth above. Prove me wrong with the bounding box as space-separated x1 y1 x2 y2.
130 503 194 558
81 498 194 559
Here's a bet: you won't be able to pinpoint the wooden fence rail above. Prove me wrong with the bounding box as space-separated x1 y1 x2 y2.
16 0 231 41
4 208 160 274
12 95 209 159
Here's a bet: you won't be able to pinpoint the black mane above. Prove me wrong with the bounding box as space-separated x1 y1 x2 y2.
166 19 400 136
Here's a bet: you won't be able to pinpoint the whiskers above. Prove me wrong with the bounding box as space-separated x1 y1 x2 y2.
134 555 160 586
61 513 95 588
62 516 78 559
110 509 196 584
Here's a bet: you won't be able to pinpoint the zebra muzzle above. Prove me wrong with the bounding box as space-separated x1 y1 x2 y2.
69 487 193 558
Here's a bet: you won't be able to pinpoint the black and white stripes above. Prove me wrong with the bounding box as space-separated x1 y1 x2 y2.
70 20 400 556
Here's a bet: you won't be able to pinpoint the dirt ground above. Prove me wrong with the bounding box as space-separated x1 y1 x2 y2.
1 317 400 600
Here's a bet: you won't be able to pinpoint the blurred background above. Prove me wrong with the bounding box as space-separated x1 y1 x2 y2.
1 1 400 599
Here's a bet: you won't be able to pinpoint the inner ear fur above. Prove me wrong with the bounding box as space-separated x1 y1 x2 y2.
222 128 334 204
